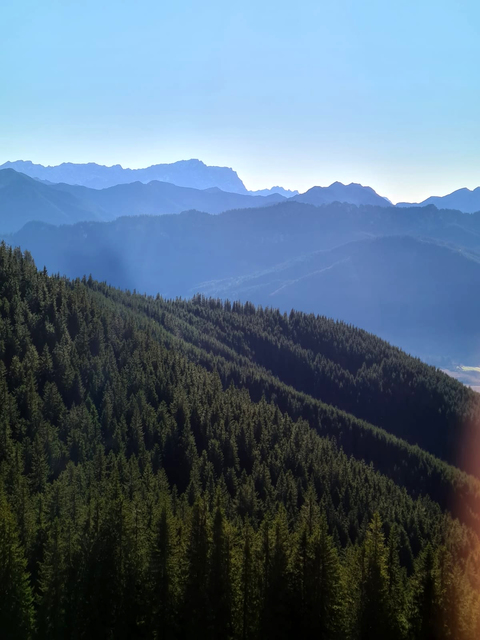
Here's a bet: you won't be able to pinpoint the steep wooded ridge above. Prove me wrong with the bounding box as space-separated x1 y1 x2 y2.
2 244 480 639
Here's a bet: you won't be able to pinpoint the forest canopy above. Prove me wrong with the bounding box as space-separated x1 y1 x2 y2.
1 243 480 639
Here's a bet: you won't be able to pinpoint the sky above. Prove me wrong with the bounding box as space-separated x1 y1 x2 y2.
1 0 480 203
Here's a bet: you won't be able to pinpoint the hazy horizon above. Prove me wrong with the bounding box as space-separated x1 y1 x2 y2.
2 156 480 204
3 0 480 204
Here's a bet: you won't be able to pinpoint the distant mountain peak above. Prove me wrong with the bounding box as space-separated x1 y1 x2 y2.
398 185 480 213
294 181 391 208
0 159 248 193
249 185 299 197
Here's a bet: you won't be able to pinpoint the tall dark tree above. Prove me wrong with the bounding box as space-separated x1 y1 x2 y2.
208 501 233 640
0 492 35 639
149 505 176 640
182 498 210 639
358 513 391 640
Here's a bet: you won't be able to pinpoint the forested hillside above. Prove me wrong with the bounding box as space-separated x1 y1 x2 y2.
2 243 480 639
198 235 480 363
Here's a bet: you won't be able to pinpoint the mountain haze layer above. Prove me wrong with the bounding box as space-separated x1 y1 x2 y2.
5 159 480 212
197 235 480 361
0 169 106 233
293 182 392 207
7 200 480 364
46 179 285 219
1 159 298 197
0 168 396 234
398 186 480 213
0 169 286 233
1 158 249 192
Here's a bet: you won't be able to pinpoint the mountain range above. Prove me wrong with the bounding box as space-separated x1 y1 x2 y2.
0 168 285 233
398 186 480 213
0 167 391 233
293 182 392 207
250 185 299 197
0 158 249 193
0 159 298 197
6 198 480 365
3 159 480 213
3 161 480 365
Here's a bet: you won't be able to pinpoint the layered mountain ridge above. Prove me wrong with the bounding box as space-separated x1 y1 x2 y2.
4 159 480 212
0 167 395 234
293 181 391 208
1 158 248 193
398 186 480 213
5 199 480 365
0 168 285 233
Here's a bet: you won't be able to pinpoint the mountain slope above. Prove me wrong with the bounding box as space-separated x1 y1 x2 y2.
196 235 480 362
0 169 286 233
1 245 480 638
8 201 480 363
250 186 299 197
48 179 285 217
0 169 105 233
293 181 392 207
398 186 480 213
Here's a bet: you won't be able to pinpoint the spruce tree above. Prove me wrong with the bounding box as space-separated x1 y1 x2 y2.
182 498 210 638
208 501 233 640
358 513 390 640
0 492 35 639
150 505 176 639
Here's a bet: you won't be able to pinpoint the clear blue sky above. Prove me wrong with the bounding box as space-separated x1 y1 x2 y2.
1 0 479 202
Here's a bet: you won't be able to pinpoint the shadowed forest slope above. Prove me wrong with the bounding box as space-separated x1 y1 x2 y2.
2 244 480 638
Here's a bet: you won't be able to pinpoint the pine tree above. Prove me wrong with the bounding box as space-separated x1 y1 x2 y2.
387 524 408 639
208 501 233 640
408 544 444 640
260 508 291 640
309 515 345 639
150 505 176 639
0 492 35 639
358 512 390 640
238 521 259 640
37 518 67 640
182 498 210 638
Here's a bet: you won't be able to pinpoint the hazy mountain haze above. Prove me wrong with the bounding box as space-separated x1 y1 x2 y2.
0 168 289 233
6 160 480 210
7 199 480 364
0 166 408 233
0 159 248 193
3 1 480 202
293 182 391 207
398 186 480 213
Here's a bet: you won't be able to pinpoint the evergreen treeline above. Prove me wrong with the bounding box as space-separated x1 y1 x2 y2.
1 243 480 639
111 290 480 468
85 282 480 527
